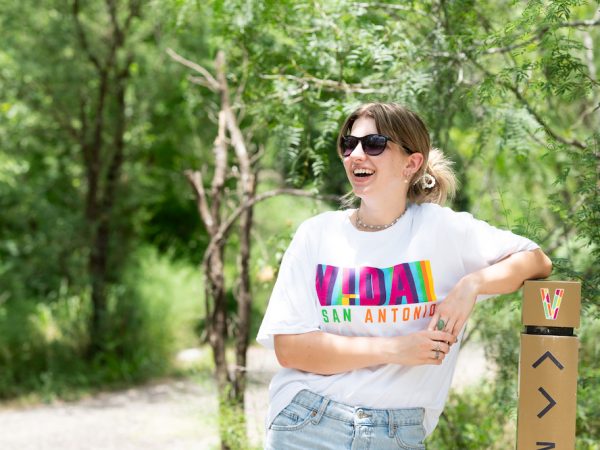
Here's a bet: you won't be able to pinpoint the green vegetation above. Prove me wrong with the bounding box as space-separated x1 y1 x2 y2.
0 0 598 448
0 246 203 401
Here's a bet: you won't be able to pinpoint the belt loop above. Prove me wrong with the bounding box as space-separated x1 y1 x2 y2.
311 396 330 425
387 410 396 437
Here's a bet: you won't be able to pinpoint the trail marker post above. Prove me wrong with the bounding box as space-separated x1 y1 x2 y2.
517 280 581 449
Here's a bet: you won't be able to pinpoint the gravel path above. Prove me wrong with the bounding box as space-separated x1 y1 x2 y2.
0 345 490 450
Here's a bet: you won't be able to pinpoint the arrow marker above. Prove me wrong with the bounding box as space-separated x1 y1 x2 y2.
537 387 557 418
532 351 564 370
536 442 556 450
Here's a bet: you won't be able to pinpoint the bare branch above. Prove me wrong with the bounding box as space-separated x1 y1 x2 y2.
184 169 214 232
166 48 220 91
210 109 228 224
202 189 339 267
214 52 252 190
250 144 265 166
188 75 221 90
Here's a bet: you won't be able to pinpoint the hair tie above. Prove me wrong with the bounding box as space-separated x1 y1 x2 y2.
421 172 436 189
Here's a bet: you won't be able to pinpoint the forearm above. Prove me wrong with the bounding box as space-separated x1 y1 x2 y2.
274 331 390 375
274 328 456 375
463 248 552 295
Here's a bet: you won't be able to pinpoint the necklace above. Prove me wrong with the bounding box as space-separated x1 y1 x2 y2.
355 207 406 231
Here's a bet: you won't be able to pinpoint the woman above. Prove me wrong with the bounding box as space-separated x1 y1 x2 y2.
257 102 552 449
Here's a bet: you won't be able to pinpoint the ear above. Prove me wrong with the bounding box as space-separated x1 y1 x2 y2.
405 153 424 172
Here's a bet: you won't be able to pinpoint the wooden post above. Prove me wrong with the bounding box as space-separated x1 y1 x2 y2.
517 281 581 449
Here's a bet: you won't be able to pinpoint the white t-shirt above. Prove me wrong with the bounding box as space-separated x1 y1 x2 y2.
256 202 539 436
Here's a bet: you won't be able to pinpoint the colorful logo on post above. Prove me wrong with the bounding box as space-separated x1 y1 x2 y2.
540 288 565 320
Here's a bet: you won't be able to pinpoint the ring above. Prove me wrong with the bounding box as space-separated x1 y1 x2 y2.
434 350 440 360
437 318 446 331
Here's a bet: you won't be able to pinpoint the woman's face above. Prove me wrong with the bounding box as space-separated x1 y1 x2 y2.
342 116 418 203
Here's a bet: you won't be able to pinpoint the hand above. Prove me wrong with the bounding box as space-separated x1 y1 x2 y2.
386 330 457 366
428 275 480 337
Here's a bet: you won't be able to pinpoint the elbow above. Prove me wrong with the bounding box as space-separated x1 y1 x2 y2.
541 255 553 278
274 335 295 369
535 249 553 279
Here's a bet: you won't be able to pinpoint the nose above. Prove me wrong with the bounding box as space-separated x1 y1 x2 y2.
348 142 366 159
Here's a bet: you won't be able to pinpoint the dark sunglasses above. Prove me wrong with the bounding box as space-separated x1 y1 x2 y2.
340 134 413 157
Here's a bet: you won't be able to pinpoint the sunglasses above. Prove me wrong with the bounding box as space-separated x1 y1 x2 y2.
340 134 413 157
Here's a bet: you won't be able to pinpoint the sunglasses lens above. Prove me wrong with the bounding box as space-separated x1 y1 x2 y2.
363 135 387 155
340 134 389 156
341 136 358 156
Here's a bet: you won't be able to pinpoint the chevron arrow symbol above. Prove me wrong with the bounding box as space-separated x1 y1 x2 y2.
533 351 564 370
537 387 557 418
536 442 556 450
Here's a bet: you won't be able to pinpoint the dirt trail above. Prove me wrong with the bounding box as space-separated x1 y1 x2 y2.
0 345 489 450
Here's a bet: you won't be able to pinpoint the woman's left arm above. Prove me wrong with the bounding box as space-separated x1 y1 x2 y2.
428 248 553 336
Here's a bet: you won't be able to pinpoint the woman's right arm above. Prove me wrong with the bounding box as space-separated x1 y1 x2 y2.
274 329 457 375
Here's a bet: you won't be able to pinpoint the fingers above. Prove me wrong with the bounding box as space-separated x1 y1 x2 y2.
430 330 457 344
428 312 450 333
429 312 465 337
429 342 451 365
424 335 454 365
427 312 441 331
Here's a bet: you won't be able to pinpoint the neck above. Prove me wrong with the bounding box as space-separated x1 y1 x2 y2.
357 199 408 227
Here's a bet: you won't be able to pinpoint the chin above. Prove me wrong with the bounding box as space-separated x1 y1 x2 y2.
351 185 366 195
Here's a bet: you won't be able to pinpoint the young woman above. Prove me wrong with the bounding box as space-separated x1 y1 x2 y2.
257 103 552 449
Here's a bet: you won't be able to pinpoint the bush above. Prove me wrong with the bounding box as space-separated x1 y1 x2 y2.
0 246 203 400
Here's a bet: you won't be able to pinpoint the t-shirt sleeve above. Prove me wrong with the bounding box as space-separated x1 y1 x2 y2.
256 222 321 349
457 212 540 300
458 212 540 273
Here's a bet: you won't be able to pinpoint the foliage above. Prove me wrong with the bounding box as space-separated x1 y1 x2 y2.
427 383 516 450
0 246 202 400
0 0 598 447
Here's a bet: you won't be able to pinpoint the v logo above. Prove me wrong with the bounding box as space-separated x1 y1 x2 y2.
540 288 565 320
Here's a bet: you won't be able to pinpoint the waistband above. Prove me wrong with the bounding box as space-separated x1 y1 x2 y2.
289 389 424 436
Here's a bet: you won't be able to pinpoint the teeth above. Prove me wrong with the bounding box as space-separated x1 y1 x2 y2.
353 168 374 175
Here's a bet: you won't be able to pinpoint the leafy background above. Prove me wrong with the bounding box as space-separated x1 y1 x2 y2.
0 0 598 448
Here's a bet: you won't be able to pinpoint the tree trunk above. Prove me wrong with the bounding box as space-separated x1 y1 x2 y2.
206 248 230 392
74 1 136 358
233 175 257 403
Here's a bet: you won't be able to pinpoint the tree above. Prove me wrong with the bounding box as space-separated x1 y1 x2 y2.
70 0 143 355
168 45 335 448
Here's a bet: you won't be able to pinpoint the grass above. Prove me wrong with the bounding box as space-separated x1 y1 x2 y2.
0 246 204 403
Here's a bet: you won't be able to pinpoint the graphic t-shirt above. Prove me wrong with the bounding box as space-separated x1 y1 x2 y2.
256 203 539 436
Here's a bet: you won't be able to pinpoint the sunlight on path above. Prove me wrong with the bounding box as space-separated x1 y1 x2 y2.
0 345 490 450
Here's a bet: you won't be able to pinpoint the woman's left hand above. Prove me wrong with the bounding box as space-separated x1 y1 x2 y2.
428 275 480 337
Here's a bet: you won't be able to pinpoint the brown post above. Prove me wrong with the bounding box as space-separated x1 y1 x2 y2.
517 280 581 450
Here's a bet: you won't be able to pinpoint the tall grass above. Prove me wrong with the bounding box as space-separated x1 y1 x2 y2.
0 246 203 401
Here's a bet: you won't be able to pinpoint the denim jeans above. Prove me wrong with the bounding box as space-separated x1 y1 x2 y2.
265 390 426 450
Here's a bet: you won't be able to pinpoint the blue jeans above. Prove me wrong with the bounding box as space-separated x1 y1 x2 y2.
265 390 426 450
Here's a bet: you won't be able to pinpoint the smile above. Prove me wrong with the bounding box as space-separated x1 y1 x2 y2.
353 168 375 177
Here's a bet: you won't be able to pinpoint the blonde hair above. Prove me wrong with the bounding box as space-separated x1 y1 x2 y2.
338 103 457 205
